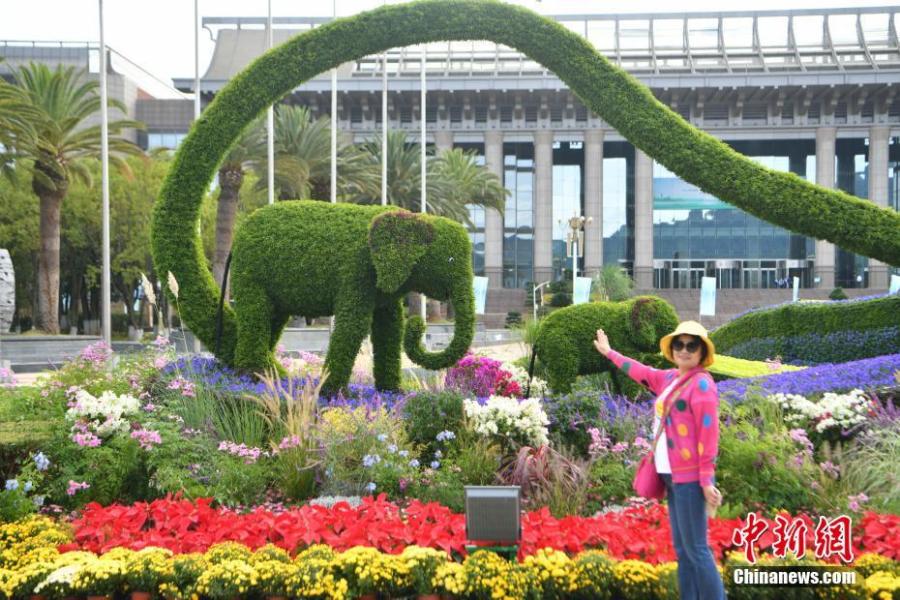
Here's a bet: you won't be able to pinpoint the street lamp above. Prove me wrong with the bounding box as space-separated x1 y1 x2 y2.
561 215 592 297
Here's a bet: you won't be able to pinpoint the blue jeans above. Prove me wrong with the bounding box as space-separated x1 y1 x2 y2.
661 474 726 600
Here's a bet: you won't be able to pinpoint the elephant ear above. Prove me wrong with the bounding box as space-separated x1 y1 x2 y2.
368 211 435 293
628 297 662 349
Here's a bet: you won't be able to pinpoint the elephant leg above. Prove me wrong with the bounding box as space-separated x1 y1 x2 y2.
540 337 578 395
233 278 277 374
371 299 404 391
322 298 373 395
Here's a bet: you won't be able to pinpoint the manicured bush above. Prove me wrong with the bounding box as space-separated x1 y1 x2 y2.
151 0 900 382
226 201 475 392
711 294 900 363
534 296 679 392
721 326 900 365
829 287 849 301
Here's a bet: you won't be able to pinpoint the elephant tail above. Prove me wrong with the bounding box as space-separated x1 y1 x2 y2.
525 347 538 398
215 250 233 357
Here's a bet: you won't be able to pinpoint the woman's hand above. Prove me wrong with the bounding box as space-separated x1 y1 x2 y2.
593 328 612 356
702 485 723 508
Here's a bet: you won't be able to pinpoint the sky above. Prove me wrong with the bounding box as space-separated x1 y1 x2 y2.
1 0 894 86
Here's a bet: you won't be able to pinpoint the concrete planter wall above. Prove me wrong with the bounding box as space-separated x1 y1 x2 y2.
0 250 14 333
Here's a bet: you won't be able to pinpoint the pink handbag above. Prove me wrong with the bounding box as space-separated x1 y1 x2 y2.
632 372 697 499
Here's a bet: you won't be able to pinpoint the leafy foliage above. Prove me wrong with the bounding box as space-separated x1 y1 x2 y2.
711 294 900 363
152 0 900 396
534 296 679 393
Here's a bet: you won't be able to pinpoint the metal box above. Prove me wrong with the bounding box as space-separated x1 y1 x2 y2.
464 486 521 543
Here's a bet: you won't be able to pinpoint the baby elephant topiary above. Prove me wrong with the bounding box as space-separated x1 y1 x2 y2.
533 296 680 393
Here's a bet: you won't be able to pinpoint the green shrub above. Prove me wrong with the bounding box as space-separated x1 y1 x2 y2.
316 405 414 497
715 395 825 517
829 287 849 301
43 427 151 508
504 311 522 328
534 296 679 393
549 292 572 307
407 434 499 512
401 390 465 459
711 295 900 363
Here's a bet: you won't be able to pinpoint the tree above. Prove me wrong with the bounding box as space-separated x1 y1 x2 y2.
591 264 635 303
213 118 264 288
0 65 38 178
352 131 506 225
256 104 376 202
11 63 143 333
0 173 39 328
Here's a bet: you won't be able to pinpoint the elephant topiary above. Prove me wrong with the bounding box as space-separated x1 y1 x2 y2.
533 296 679 393
227 200 475 393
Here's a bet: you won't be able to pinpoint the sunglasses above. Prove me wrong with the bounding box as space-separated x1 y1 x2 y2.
672 339 702 353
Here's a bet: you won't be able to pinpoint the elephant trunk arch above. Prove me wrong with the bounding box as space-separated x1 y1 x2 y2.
404 287 475 371
151 0 900 366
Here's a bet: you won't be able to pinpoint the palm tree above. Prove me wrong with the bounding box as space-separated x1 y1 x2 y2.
213 118 265 288
257 105 377 202
352 131 507 225
12 63 143 333
0 67 39 179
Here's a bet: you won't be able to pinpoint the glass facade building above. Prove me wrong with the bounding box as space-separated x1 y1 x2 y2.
503 143 535 288
652 140 816 289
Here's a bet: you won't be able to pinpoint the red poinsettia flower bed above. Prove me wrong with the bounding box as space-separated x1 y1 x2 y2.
62 495 900 564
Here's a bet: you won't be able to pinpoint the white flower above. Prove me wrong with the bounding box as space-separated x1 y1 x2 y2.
140 273 156 306
167 271 180 299
463 395 550 447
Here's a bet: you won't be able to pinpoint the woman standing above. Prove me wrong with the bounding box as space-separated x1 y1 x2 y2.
594 320 726 600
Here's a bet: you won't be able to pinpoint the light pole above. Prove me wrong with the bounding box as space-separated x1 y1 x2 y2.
563 215 592 297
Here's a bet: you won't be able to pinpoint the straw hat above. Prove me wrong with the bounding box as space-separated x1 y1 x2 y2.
659 320 716 367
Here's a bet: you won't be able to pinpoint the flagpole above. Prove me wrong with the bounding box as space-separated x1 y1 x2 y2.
381 0 387 206
330 0 337 204
419 43 427 322
98 0 111 346
267 0 275 205
194 0 200 120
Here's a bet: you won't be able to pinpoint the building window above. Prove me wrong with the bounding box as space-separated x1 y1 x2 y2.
551 142 584 281
147 132 187 151
651 139 815 288
602 142 635 271
835 139 869 288
503 142 534 289
456 142 486 277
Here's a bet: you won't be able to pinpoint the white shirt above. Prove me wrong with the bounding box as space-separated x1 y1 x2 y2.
652 377 681 474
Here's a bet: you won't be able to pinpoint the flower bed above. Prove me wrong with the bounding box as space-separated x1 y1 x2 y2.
64 496 900 563
1 515 898 600
718 353 900 399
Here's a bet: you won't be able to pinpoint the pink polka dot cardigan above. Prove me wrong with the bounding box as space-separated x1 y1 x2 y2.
606 350 720 487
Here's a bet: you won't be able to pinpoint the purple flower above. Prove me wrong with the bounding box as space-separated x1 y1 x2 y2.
719 354 900 401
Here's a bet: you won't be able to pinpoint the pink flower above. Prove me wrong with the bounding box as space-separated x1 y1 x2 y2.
80 341 111 365
180 381 196 398
71 424 102 448
153 335 171 349
66 480 90 496
611 442 629 454
131 428 162 450
154 356 169 369
633 437 652 452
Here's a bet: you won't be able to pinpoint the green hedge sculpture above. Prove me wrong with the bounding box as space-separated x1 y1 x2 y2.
229 201 474 392
533 296 680 393
150 0 900 382
711 295 900 363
